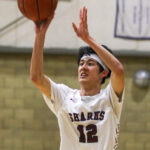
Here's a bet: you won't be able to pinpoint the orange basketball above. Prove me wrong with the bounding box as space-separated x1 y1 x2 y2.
17 0 58 22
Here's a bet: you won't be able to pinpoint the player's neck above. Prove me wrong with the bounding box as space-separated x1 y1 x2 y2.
80 85 101 96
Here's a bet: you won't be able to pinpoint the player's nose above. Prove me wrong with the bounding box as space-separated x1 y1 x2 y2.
80 63 88 71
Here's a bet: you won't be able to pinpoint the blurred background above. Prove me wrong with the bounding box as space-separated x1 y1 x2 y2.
0 0 150 150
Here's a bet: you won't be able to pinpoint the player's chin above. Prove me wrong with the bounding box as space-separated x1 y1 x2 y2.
78 77 89 83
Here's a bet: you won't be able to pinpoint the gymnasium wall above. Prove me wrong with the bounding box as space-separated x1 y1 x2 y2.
0 52 149 150
0 0 150 51
0 0 150 150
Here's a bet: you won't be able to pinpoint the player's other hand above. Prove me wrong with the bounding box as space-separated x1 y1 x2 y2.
72 6 90 42
34 13 54 35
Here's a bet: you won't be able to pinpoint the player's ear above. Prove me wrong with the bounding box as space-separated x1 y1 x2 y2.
99 70 109 79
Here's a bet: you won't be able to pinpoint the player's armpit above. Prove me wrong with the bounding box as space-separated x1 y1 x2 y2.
31 75 51 99
110 67 124 99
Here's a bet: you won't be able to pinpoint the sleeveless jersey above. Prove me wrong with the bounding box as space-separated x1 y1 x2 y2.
43 78 124 150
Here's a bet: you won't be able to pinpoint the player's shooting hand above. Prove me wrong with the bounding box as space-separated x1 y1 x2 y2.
72 7 90 42
34 13 54 35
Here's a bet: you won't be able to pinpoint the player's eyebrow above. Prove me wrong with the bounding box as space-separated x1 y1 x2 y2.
80 58 97 63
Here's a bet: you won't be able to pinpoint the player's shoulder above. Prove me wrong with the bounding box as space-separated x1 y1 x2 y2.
98 82 112 101
51 80 78 95
102 81 112 93
100 83 110 95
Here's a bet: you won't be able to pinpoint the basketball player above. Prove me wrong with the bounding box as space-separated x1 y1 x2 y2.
30 6 125 150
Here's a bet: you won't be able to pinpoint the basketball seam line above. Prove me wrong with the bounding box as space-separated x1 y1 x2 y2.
22 0 28 18
49 0 53 16
36 0 40 21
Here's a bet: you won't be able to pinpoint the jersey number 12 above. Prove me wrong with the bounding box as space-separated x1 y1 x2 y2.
77 124 98 143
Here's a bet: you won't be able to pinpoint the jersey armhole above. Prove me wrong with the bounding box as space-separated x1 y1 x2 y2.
108 81 125 119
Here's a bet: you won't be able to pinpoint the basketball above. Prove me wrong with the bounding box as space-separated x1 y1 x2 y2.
17 0 58 22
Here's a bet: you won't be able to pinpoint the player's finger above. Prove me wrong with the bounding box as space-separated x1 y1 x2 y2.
48 13 54 20
80 8 83 21
46 13 54 24
83 7 87 23
83 6 86 22
34 21 41 27
72 22 78 33
84 7 87 23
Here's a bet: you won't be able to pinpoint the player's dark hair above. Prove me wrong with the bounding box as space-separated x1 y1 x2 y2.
77 45 113 84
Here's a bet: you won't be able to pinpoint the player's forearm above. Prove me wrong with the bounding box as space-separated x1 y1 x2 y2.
84 36 124 75
30 33 45 82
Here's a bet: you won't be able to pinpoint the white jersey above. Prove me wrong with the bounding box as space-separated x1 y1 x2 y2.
43 78 124 150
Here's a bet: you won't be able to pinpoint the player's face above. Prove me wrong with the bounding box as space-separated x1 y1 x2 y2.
78 58 102 86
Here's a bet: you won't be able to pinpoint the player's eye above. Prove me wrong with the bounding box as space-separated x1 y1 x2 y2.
88 61 96 66
88 62 93 66
79 61 84 66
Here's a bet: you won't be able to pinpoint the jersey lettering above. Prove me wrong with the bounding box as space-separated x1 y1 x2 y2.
81 112 86 121
99 111 105 120
68 111 105 122
87 112 93 120
73 113 80 121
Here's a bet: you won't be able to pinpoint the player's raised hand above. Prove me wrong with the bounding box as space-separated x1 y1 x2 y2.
34 13 54 35
72 6 90 42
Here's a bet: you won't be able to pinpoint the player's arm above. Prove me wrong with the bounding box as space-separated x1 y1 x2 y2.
72 7 124 97
30 14 54 99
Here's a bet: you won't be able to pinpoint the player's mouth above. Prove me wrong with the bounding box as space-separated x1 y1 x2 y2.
80 72 88 78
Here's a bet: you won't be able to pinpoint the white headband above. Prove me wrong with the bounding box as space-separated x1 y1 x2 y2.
81 54 108 71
